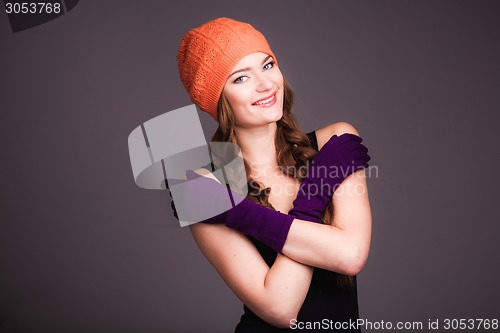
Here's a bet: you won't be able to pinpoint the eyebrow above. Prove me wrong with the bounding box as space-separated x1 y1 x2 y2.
228 55 273 78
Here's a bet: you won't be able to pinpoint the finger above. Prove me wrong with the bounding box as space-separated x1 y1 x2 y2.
344 142 368 153
350 150 371 162
186 169 201 180
355 162 369 170
349 159 369 170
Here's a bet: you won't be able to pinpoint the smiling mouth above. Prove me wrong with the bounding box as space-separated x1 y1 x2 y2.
252 92 277 107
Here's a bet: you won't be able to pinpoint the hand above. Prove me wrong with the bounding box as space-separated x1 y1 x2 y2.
289 133 370 223
165 174 225 224
167 170 295 253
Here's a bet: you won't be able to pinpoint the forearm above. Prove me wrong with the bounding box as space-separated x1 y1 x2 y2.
253 255 313 328
283 171 372 274
190 223 312 329
282 221 371 275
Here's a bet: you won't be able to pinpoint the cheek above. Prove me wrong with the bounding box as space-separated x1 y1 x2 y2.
221 89 247 124
224 86 241 105
225 86 252 109
234 92 250 106
273 67 284 86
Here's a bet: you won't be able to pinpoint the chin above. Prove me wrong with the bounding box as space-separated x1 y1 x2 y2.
257 105 282 124
272 110 284 122
271 103 284 120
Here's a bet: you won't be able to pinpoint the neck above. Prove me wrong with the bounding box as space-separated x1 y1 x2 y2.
234 123 279 171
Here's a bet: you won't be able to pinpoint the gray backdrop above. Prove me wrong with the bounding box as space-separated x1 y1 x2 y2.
1 1 499 332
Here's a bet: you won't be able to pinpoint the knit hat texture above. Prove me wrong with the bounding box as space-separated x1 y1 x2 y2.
177 17 277 120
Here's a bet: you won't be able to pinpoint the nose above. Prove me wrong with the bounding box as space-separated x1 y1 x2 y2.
255 73 274 92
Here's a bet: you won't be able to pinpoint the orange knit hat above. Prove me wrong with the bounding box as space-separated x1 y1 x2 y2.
177 17 277 120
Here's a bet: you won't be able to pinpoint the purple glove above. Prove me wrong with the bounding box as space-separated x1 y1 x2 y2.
288 133 370 223
171 170 294 253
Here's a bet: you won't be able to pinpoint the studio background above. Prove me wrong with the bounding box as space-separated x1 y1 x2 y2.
1 1 499 332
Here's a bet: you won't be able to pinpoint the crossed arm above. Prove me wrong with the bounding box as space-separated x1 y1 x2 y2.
188 122 372 328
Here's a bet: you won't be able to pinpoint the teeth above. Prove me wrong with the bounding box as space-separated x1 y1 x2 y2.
254 94 274 105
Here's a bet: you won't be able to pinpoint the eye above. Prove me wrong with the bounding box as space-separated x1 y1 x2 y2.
234 76 248 84
263 61 275 71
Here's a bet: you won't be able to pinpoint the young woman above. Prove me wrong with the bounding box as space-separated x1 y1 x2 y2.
174 17 372 332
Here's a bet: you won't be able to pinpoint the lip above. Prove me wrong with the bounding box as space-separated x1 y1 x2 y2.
252 92 277 107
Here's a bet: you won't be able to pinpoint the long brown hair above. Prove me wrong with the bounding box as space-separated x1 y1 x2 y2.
212 78 354 287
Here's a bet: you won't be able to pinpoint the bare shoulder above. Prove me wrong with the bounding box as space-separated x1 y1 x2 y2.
315 122 360 150
191 167 223 184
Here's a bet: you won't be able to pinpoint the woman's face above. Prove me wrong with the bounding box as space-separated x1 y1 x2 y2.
223 52 284 129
